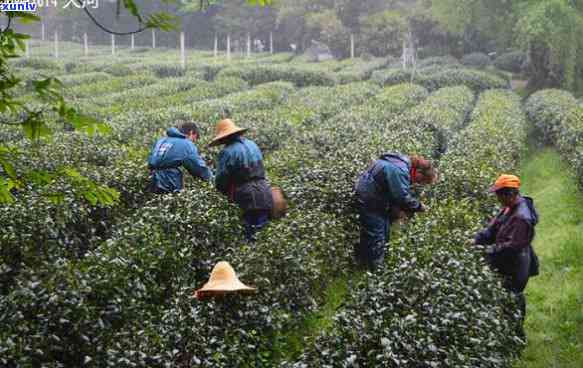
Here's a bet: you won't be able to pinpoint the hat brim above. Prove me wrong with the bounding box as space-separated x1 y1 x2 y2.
209 127 248 147
194 284 256 300
488 185 501 193
488 184 520 193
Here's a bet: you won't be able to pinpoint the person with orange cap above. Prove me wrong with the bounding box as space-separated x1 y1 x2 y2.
354 153 438 271
473 174 539 321
210 119 273 242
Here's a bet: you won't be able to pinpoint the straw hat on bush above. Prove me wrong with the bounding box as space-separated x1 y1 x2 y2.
194 261 256 300
209 119 248 146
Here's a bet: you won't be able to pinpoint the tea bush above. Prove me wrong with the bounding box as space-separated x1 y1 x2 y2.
286 201 524 368
99 64 136 77
437 90 527 201
58 72 113 87
335 57 388 83
461 52 492 69
13 57 62 72
150 64 187 78
288 90 528 368
417 55 460 68
64 75 158 100
371 67 509 92
216 64 337 87
401 86 475 136
494 51 527 74
80 76 212 116
525 89 583 188
422 69 509 92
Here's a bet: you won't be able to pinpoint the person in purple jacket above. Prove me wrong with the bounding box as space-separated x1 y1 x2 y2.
473 174 539 323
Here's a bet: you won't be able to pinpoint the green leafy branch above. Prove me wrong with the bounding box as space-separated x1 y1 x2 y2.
0 11 115 204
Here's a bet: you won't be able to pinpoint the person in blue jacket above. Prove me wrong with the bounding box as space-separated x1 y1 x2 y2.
148 122 212 193
210 118 273 242
354 153 437 271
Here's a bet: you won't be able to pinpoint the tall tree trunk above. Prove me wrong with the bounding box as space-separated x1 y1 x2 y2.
527 41 561 91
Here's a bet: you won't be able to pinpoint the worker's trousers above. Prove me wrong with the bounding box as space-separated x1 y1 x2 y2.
357 209 390 271
243 210 270 242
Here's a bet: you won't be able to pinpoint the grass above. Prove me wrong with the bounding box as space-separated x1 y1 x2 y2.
514 147 583 368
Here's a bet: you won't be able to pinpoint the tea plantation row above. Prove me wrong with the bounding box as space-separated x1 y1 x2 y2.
1 53 529 367
525 89 583 189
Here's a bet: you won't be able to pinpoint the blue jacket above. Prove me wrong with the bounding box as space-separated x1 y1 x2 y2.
148 127 212 193
215 136 273 211
355 153 422 214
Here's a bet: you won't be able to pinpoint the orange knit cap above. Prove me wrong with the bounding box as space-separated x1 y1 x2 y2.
488 174 521 193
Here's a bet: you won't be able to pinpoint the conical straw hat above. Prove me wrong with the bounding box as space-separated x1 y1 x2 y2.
194 261 256 300
209 119 248 146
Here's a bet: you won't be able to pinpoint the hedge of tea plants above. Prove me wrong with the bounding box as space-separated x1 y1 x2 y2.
0 49 528 367
461 52 492 69
493 51 527 74
287 90 528 368
371 67 509 92
216 64 338 87
525 89 583 188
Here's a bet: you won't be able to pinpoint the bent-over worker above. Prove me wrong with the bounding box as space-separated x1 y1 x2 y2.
354 153 437 271
147 121 212 194
211 119 273 242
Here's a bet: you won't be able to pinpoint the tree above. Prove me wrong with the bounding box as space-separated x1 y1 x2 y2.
359 10 407 57
211 0 276 50
305 9 350 57
516 0 583 93
431 0 583 94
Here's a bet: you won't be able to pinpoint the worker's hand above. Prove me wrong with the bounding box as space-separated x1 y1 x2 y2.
465 238 476 247
485 245 497 255
419 203 429 212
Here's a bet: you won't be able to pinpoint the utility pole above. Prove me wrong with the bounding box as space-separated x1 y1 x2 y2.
54 31 59 58
180 31 186 69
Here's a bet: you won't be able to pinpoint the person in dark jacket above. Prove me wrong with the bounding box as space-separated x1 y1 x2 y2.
148 122 212 193
354 153 437 271
473 174 539 321
210 118 273 242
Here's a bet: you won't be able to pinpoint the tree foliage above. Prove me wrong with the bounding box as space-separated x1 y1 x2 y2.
431 0 583 94
359 10 407 57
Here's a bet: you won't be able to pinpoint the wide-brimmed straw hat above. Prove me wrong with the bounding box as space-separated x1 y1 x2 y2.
194 261 256 300
488 174 521 193
209 119 248 146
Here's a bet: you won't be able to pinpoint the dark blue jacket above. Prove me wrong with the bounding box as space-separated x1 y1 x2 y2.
215 136 273 211
355 153 422 214
148 127 212 193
